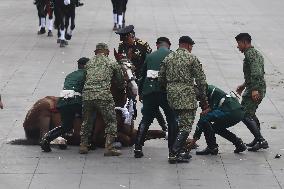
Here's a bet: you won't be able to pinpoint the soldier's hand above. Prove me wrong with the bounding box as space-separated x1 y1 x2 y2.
252 90 260 102
236 84 245 96
200 107 211 115
186 138 198 151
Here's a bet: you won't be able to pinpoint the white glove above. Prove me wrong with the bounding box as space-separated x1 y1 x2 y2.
64 0 71 5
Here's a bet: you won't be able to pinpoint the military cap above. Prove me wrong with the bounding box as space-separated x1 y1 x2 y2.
95 43 109 51
235 33 252 42
156 37 171 46
179 36 195 45
77 57 89 65
115 25 135 35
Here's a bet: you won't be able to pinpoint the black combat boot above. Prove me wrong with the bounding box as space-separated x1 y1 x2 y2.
247 139 269 152
40 127 65 152
168 121 178 162
134 123 150 158
38 27 46 35
246 115 261 147
233 138 247 153
168 131 191 164
243 117 268 151
196 122 218 155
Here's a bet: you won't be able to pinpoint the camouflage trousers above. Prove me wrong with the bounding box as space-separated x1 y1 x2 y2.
241 96 263 118
80 99 117 145
174 109 197 132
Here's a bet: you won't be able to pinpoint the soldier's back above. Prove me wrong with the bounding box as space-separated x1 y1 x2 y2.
83 54 116 101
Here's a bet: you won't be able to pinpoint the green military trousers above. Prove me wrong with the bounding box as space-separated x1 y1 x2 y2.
80 99 117 145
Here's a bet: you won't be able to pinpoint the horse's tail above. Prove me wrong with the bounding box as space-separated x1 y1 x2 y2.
24 126 41 142
8 138 39 145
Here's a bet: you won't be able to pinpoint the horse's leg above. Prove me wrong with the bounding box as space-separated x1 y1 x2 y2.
37 0 46 34
46 0 54 36
117 132 131 146
38 115 51 140
145 130 166 140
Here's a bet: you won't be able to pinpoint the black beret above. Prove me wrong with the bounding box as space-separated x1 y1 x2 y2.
115 25 135 35
235 33 252 42
77 57 89 65
179 36 195 45
156 37 171 46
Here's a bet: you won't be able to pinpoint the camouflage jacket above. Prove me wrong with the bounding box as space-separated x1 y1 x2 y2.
243 47 266 97
118 38 152 78
82 54 125 101
159 48 207 110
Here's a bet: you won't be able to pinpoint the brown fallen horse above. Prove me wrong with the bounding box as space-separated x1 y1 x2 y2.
11 59 166 148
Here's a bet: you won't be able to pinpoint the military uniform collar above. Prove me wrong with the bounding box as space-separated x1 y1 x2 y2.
244 46 254 54
177 47 189 52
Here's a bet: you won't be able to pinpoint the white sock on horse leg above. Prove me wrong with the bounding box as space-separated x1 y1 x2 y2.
47 19 53 31
60 29 65 40
118 15 123 26
40 17 46 28
113 14 117 24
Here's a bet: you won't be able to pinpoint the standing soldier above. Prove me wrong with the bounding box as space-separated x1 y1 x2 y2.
188 85 247 155
235 33 269 152
159 36 209 163
79 43 125 156
34 0 54 36
115 25 167 131
40 57 89 152
134 37 176 158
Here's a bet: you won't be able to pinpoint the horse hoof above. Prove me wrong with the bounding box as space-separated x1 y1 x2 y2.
47 30 53 37
58 144 67 150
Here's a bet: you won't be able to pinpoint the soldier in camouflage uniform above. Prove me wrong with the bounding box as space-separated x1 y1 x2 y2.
188 85 247 155
40 57 89 152
79 43 125 156
235 33 268 152
159 36 209 163
115 25 168 131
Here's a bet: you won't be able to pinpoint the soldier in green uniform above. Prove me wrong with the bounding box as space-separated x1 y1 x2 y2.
40 57 89 152
188 85 247 155
115 25 167 132
79 43 125 156
235 33 268 152
134 37 177 158
159 36 209 163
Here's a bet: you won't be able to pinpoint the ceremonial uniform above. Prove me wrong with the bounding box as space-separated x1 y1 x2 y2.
159 36 208 163
79 43 125 155
193 85 247 155
40 57 89 152
134 39 176 158
116 25 167 131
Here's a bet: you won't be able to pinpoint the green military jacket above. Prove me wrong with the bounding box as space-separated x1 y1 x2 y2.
118 38 152 78
243 47 266 97
82 54 124 101
193 85 244 140
207 85 243 112
139 47 171 96
159 48 207 110
57 69 86 108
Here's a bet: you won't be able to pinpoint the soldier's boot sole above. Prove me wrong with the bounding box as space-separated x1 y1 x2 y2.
79 145 89 154
104 149 121 156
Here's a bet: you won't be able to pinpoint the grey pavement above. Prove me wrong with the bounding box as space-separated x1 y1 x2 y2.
0 0 284 188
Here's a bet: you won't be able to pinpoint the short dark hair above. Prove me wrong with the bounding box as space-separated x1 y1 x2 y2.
235 33 252 43
156 37 171 46
179 36 195 45
77 57 90 65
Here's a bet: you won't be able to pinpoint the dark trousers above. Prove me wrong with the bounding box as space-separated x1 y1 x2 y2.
59 103 82 132
140 92 176 149
65 3 76 30
111 0 127 15
198 109 244 145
